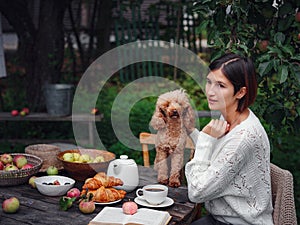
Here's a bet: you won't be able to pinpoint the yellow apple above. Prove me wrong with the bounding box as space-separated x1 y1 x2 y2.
63 153 74 162
93 156 105 163
73 153 80 161
79 154 90 163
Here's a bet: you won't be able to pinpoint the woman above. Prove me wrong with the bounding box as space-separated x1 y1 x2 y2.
185 53 274 225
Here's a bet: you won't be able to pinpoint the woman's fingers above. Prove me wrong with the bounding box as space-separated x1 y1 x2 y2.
202 119 228 138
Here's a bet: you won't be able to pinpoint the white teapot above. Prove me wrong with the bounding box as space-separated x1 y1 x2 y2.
107 155 139 192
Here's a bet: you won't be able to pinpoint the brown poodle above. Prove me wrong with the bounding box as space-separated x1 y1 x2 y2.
150 89 195 187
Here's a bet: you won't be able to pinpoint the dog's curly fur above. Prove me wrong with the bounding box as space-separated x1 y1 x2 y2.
150 89 195 187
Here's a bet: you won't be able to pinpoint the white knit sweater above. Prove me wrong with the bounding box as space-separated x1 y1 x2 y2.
185 110 274 225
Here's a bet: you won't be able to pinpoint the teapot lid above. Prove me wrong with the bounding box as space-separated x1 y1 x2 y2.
117 155 136 165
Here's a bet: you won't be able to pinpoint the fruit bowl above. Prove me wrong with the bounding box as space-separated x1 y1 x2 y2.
35 175 75 196
0 153 43 186
57 149 115 181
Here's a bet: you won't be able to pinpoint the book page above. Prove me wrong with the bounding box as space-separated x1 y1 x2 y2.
89 207 126 225
89 207 171 225
127 208 171 225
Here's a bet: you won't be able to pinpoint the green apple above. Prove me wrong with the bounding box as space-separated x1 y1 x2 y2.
46 166 58 175
93 156 105 163
73 153 80 161
28 176 37 188
63 153 74 162
79 154 90 163
5 165 18 171
88 157 94 163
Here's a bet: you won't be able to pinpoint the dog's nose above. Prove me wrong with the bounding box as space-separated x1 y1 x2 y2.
172 110 179 116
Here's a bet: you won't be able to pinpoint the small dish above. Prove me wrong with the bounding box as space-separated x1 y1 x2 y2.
35 175 75 196
94 199 122 205
134 196 174 208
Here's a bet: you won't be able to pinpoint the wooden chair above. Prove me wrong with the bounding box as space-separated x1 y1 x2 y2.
139 132 195 167
270 163 297 225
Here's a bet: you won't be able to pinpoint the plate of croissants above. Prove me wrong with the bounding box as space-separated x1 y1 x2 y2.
80 172 127 204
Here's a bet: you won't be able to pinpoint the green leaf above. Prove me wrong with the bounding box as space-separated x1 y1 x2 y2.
279 65 288 83
278 16 294 32
281 45 294 57
59 197 76 211
196 20 209 34
278 2 293 17
258 61 273 76
273 32 285 44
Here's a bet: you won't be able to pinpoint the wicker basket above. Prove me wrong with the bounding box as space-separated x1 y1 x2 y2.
0 153 43 186
25 144 63 172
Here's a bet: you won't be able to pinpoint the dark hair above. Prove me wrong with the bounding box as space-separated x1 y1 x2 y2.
209 53 257 112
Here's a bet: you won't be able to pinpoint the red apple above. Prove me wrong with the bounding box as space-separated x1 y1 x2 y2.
90 108 99 115
21 107 30 114
10 110 19 116
21 163 34 169
0 161 4 170
122 200 138 215
79 200 95 214
5 165 18 171
13 155 28 169
28 176 37 188
258 40 269 52
1 154 13 164
295 12 300 22
2 197 20 213
67 188 81 199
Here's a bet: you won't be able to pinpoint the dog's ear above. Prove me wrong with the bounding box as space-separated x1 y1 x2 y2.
150 105 167 130
159 108 167 118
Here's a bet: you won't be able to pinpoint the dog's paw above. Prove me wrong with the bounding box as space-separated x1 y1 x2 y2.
168 179 181 188
158 178 169 185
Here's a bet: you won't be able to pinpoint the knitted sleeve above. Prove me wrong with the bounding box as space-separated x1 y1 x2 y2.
185 130 250 203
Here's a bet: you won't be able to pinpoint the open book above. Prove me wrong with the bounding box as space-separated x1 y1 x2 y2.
89 206 172 225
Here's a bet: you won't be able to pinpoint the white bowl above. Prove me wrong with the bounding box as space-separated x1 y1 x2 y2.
34 175 75 196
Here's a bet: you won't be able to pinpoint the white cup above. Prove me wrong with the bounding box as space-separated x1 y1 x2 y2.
136 184 168 205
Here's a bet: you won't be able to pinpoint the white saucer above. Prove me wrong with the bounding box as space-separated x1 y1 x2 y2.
134 196 174 208
94 199 122 205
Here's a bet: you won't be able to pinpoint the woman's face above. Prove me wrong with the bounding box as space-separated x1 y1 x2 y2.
205 69 239 113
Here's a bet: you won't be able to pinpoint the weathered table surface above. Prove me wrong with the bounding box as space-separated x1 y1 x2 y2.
0 166 199 225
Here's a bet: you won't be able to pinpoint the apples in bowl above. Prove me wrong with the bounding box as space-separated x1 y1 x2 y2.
34 175 75 196
0 153 43 186
57 149 115 181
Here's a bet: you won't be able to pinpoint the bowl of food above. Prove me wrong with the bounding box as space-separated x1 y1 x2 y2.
34 175 75 196
0 153 43 186
57 149 116 181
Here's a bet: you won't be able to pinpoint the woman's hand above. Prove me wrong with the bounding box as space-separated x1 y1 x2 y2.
202 119 230 138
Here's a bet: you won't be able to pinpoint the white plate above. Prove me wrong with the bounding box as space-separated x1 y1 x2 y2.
94 199 122 205
134 196 174 208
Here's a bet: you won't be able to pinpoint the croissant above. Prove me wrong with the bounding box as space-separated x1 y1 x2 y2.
85 186 127 203
82 172 123 190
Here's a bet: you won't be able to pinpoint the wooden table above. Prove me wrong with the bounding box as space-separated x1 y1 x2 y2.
0 166 198 225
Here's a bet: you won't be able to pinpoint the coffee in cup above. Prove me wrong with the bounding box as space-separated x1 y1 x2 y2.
136 184 168 205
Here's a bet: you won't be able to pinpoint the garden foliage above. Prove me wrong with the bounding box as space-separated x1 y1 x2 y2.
193 0 300 219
